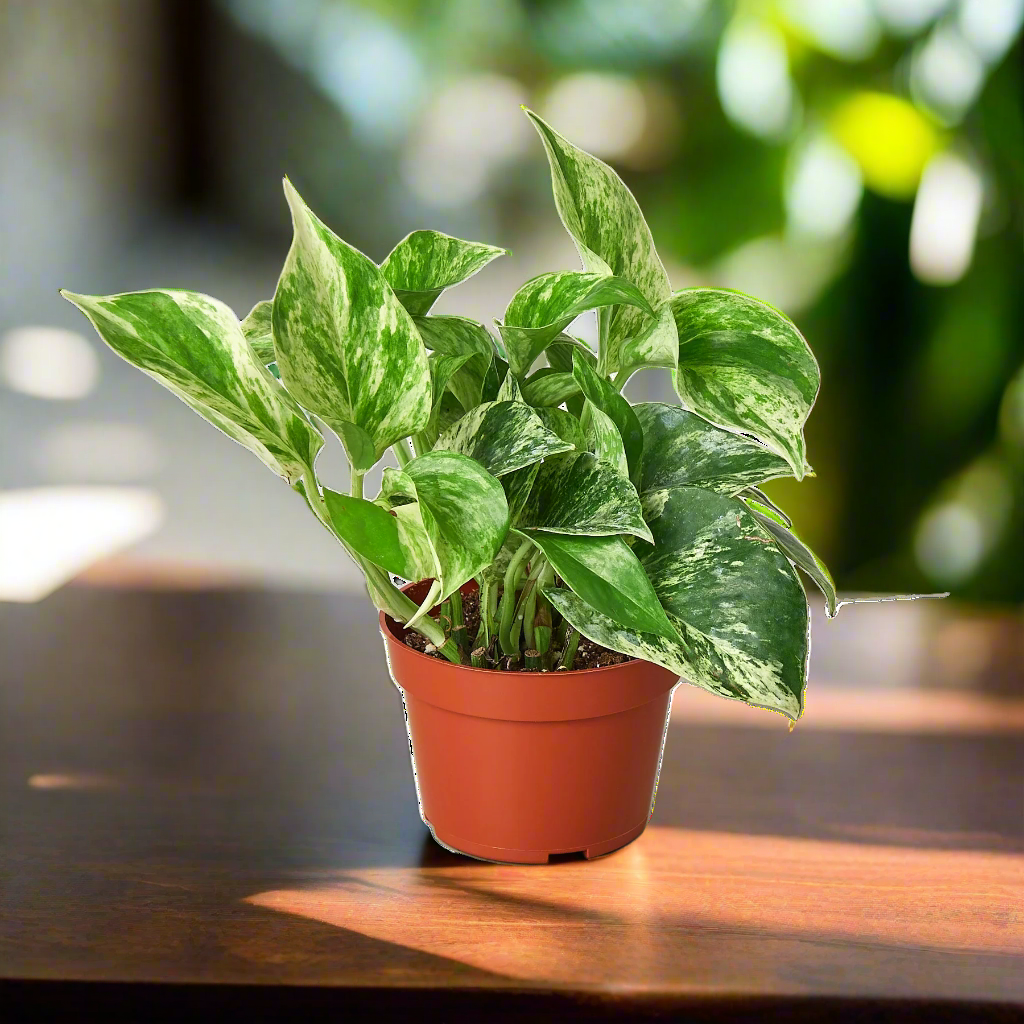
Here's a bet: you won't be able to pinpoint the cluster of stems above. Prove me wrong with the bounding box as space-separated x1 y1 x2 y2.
298 453 581 671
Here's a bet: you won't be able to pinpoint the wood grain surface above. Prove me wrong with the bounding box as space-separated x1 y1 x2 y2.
1 586 1022 1021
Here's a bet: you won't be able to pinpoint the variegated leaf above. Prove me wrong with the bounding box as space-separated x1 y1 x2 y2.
545 334 596 374
503 461 540 526
380 451 509 601
670 288 820 479
272 179 431 471
644 485 808 718
412 314 496 410
521 370 581 407
496 370 524 402
743 487 792 527
416 352 474 446
572 350 643 486
525 110 672 376
434 400 573 477
240 299 275 363
322 489 433 582
497 271 655 376
615 300 678 382
747 506 838 618
517 452 652 542
636 402 796 496
517 529 676 639
61 288 323 484
585 401 629 477
533 406 587 449
380 230 506 315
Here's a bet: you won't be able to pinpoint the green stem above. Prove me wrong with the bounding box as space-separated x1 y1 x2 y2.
449 587 469 657
498 539 534 656
558 627 581 670
350 470 364 498
391 442 411 467
411 433 428 457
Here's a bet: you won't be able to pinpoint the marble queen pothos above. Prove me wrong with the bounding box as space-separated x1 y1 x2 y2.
61 109 933 721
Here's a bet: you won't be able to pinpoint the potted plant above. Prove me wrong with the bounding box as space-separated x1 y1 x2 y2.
61 110 941 864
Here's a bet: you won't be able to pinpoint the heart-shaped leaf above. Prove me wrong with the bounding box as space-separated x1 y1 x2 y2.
533 406 587 450
381 451 510 600
670 288 820 479
61 289 323 485
518 529 676 639
614 300 678 383
526 110 672 376
497 271 655 376
572 350 643 486
496 370 524 403
517 452 652 542
272 179 431 471
381 230 506 315
322 489 433 582
434 400 573 477
636 402 796 496
240 299 275 364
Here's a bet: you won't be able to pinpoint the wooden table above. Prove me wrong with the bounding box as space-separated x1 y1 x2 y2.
2 585 1022 1021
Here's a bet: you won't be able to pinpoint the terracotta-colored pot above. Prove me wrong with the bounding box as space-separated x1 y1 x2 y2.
379 580 680 864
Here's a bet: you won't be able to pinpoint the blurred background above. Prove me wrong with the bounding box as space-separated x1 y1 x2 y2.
1 0 1021 604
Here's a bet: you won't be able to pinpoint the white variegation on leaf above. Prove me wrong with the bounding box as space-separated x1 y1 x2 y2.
585 401 629 477
670 288 820 480
497 271 655 376
272 179 432 471
61 288 323 485
381 230 506 315
433 400 573 477
380 451 510 601
240 299 275 364
526 110 672 376
636 402 796 496
517 451 652 542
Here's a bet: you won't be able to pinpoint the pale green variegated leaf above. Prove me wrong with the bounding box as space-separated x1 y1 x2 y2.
545 334 596 374
417 352 474 447
518 452 652 542
61 289 323 484
240 299 275 363
533 405 586 449
480 531 525 584
521 370 581 407
615 301 678 382
526 110 672 376
572 350 643 486
380 230 506 315
498 271 655 376
481 355 510 403
412 314 495 409
434 400 573 476
670 288 819 479
502 461 540 526
636 402 795 496
272 179 431 471
746 506 838 618
322 488 433 581
496 370 524 402
585 401 629 477
518 529 676 639
644 485 808 719
380 451 509 601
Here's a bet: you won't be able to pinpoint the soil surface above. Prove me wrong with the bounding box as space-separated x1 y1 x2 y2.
400 588 632 670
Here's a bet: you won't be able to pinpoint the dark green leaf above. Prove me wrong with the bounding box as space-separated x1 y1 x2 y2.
519 529 677 639
636 402 796 496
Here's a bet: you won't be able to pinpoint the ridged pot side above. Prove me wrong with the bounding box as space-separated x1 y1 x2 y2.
379 581 680 865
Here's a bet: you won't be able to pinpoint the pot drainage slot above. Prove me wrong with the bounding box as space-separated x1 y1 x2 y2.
548 850 587 863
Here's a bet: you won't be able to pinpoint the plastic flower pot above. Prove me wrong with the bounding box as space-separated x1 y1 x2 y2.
380 580 681 865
